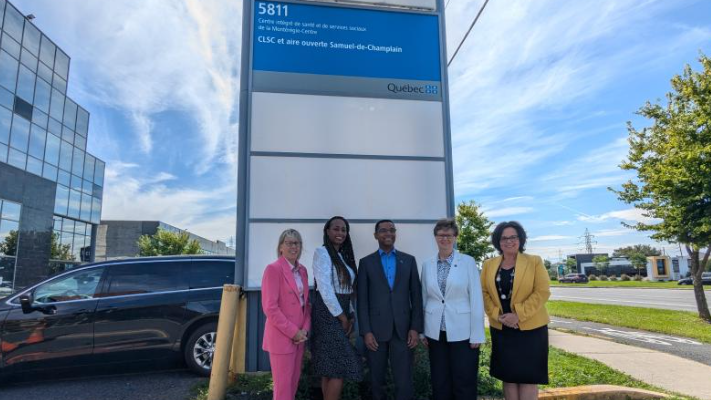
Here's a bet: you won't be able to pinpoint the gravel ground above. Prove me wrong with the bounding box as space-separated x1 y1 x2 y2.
0 363 206 400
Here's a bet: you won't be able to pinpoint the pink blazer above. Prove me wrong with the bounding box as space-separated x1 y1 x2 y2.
262 257 311 355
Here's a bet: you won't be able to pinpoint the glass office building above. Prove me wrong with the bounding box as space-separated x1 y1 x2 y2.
0 0 105 293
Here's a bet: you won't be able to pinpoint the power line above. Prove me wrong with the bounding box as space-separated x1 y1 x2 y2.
447 0 490 67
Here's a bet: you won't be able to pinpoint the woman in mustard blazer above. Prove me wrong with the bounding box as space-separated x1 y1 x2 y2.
480 221 550 400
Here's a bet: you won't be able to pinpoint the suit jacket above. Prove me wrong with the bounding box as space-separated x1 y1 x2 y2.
262 257 311 355
480 253 550 331
357 249 424 341
420 251 485 343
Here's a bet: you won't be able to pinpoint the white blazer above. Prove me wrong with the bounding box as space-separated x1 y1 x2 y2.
421 251 485 344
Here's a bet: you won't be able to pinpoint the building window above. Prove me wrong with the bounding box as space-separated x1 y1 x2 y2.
13 96 33 121
0 198 22 293
656 259 666 275
51 216 89 263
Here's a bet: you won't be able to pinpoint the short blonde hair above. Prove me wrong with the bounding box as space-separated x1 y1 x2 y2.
277 229 303 260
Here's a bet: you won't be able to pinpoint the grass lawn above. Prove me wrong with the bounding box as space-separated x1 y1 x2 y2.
551 280 688 289
189 339 690 400
548 300 711 343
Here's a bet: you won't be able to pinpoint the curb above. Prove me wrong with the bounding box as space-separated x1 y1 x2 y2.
539 385 669 400
551 285 693 290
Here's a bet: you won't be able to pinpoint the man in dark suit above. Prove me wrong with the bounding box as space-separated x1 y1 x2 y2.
357 220 424 400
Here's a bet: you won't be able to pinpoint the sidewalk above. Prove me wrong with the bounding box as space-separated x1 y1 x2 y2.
549 329 711 400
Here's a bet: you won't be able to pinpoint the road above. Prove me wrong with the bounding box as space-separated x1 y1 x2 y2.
550 316 711 367
550 287 711 312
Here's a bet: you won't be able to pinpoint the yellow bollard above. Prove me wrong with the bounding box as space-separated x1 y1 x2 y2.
207 284 240 400
229 290 248 382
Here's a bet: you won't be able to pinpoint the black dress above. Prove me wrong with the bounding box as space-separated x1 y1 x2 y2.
310 291 363 381
489 267 549 384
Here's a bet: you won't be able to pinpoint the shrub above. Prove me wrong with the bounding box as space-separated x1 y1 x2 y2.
549 270 558 281
201 343 505 400
633 274 643 281
588 274 598 281
299 344 503 399
599 275 609 281
620 274 631 281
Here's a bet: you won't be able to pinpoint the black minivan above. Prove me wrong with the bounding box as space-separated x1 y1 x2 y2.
0 255 234 377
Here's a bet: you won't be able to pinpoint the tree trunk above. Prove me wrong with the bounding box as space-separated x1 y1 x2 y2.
687 246 711 323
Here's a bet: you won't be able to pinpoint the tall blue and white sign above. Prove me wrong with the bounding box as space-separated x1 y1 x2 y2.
252 1 443 100
237 0 454 370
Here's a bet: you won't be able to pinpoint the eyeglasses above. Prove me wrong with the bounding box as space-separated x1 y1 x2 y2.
377 228 397 234
435 234 455 240
500 235 519 243
283 241 302 247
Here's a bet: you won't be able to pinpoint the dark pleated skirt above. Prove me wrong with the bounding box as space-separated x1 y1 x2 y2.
489 325 549 384
310 291 363 381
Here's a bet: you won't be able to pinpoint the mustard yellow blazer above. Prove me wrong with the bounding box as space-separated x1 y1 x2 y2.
480 253 550 331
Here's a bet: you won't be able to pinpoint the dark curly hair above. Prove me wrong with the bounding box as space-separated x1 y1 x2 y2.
323 216 357 290
491 221 527 254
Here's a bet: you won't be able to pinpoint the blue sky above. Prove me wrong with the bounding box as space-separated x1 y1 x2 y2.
14 0 711 260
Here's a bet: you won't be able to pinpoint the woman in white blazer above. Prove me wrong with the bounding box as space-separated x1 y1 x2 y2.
420 218 485 400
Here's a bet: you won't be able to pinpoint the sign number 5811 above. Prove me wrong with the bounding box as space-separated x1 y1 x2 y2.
257 2 289 17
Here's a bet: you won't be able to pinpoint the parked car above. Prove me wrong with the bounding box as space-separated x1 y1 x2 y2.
558 273 589 283
0 255 235 377
678 272 711 285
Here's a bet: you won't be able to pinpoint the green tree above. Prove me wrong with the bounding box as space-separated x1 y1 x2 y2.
138 228 203 256
544 259 558 280
0 230 17 256
628 252 648 278
455 200 494 262
592 255 610 276
50 233 73 261
613 244 661 258
565 258 578 274
611 54 711 322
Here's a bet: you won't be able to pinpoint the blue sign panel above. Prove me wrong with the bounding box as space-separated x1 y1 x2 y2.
252 1 441 82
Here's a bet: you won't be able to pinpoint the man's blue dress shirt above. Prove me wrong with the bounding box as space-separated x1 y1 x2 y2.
378 248 397 290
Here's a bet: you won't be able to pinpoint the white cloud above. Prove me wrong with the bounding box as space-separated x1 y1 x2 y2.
551 221 575 226
101 163 237 243
542 137 632 198
483 206 534 218
21 0 242 174
529 235 572 242
593 228 633 237
445 0 706 198
578 208 660 225
502 196 534 203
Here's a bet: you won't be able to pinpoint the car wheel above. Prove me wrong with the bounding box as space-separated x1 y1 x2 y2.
185 322 217 376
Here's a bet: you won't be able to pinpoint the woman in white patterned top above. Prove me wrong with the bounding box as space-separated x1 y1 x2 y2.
420 218 485 400
310 216 363 400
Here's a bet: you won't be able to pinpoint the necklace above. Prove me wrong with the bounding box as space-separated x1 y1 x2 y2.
495 261 515 300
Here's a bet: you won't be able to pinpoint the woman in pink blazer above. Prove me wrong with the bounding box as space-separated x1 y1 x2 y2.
262 229 311 400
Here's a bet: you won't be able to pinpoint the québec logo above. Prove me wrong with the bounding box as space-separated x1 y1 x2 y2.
387 83 438 95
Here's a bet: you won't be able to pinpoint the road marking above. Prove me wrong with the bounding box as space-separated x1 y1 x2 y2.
550 319 573 324
582 327 702 346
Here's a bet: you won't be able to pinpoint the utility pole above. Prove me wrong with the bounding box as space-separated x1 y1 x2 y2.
578 228 597 254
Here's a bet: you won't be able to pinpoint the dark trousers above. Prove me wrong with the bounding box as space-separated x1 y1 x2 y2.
366 329 414 400
428 331 480 400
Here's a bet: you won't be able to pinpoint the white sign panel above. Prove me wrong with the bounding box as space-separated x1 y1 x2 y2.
237 0 453 289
